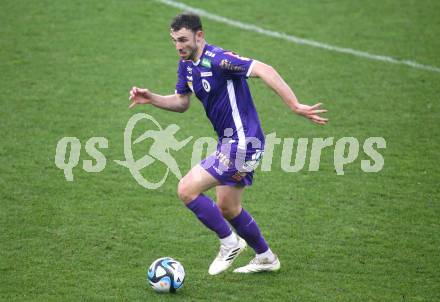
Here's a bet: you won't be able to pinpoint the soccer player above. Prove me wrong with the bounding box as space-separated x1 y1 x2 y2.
129 13 327 275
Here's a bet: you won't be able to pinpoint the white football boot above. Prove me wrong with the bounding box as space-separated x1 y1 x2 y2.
233 255 280 273
208 236 247 275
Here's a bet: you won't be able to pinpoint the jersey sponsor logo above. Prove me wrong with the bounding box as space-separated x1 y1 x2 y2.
201 71 213 77
202 79 211 92
220 59 245 72
204 50 216 57
186 66 192 74
201 58 211 68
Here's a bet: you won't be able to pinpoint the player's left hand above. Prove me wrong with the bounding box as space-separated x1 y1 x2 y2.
293 103 328 125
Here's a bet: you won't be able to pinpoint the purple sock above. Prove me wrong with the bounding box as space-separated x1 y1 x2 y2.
229 209 269 254
186 194 232 239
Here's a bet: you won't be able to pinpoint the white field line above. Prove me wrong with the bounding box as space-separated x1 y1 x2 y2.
157 0 440 73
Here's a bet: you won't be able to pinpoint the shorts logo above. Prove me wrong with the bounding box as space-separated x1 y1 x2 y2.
232 171 247 182
202 79 211 92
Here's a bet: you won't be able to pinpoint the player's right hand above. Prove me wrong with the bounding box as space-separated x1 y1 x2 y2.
129 86 152 108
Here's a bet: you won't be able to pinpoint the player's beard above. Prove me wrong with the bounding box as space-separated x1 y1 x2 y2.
179 46 195 60
186 44 198 61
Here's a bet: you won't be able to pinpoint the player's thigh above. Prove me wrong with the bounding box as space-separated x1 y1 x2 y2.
178 164 220 204
216 185 245 219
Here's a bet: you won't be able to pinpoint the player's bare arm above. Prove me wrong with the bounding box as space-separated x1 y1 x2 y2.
129 86 191 113
250 61 328 125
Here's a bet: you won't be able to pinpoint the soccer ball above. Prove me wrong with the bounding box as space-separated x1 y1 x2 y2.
147 257 185 293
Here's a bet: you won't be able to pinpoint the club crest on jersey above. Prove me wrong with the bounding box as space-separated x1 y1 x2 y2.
202 79 211 92
201 58 211 68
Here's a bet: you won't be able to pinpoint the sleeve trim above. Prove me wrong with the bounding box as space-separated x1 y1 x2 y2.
246 60 256 78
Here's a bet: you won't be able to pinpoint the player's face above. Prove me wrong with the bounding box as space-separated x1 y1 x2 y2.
170 28 202 61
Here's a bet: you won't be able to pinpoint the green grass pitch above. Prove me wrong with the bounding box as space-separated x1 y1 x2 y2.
1 0 439 301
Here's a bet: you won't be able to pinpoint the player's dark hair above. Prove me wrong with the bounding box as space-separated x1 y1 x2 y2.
170 12 203 33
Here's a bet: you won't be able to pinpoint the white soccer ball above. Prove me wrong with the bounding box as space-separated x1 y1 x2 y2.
147 257 185 293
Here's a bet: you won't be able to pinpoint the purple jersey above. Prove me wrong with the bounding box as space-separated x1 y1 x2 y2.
175 43 265 150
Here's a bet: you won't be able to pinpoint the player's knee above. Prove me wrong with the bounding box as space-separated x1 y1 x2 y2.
218 202 240 220
177 179 197 204
218 206 232 219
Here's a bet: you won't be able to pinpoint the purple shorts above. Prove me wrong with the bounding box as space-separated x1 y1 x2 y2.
200 142 264 187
